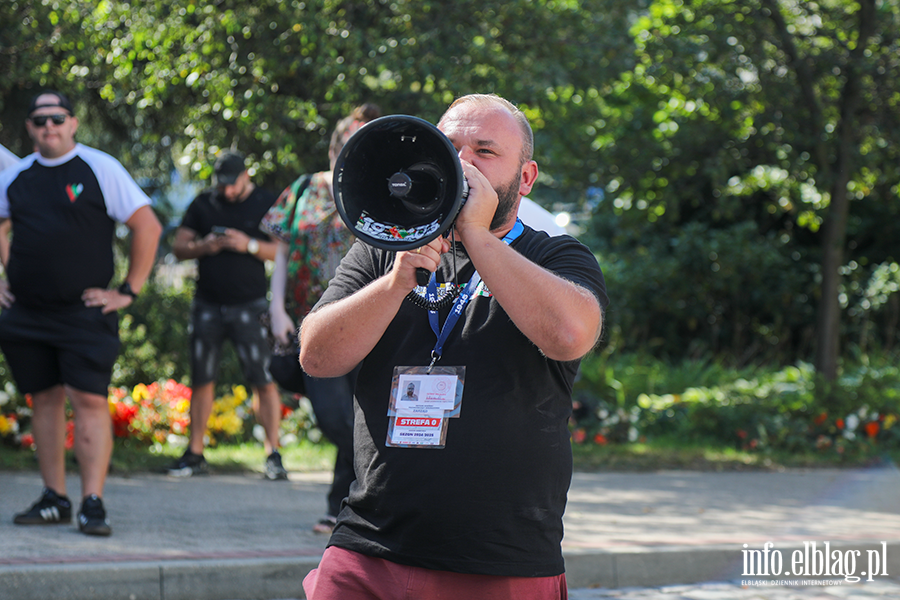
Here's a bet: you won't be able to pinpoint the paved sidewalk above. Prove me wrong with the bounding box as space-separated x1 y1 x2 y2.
568 578 900 599
2 467 899 600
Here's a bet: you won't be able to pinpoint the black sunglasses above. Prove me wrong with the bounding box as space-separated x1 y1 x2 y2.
29 114 69 127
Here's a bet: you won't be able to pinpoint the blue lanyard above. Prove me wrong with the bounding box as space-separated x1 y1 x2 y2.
426 219 525 370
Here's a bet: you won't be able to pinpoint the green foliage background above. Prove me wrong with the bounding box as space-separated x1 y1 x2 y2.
1 1 900 425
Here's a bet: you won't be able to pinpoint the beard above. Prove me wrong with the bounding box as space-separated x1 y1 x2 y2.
490 169 521 231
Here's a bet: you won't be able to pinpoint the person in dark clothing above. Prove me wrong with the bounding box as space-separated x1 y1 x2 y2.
167 151 286 480
299 94 608 599
262 104 381 532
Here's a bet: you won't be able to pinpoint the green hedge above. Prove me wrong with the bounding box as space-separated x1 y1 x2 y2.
571 352 900 458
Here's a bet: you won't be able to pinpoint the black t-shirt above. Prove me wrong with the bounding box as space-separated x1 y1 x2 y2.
317 225 609 577
0 145 151 310
180 186 276 305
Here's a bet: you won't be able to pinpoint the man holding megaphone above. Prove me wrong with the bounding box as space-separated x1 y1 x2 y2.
300 93 609 599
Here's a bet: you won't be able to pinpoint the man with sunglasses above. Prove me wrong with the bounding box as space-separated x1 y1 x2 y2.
0 90 162 536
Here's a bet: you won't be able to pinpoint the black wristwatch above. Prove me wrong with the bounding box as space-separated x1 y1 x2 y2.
118 282 138 299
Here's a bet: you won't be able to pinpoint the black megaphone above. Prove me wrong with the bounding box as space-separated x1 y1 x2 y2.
332 115 468 269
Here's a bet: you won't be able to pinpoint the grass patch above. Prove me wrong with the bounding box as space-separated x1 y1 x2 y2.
202 440 338 475
4 437 896 477
571 437 900 472
0 438 338 476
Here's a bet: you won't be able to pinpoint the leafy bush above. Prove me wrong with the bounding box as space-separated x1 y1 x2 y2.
571 353 900 459
591 219 818 364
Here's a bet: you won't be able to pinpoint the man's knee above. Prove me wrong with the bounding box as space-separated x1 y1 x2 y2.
255 381 280 399
67 388 112 413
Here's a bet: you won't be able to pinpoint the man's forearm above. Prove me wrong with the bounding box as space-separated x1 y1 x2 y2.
124 206 162 291
253 238 278 262
299 274 408 378
0 218 10 270
269 242 289 312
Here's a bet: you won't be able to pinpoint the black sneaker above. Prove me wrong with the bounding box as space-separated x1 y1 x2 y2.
265 450 288 480
13 488 72 525
78 494 112 536
167 450 209 477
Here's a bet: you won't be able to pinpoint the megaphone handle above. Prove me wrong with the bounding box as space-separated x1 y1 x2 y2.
416 268 431 287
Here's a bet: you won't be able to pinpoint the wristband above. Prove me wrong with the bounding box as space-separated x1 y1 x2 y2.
118 282 138 299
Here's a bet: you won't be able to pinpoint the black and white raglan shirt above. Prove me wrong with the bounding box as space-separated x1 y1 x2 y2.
0 144 151 310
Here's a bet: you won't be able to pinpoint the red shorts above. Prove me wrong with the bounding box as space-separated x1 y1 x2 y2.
303 546 568 600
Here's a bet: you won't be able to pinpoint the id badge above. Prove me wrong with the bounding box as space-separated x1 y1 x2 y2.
386 365 465 449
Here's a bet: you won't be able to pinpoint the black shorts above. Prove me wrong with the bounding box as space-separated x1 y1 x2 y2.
0 303 120 396
189 297 273 387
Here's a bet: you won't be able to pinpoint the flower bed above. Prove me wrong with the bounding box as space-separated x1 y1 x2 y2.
0 379 317 451
569 361 900 458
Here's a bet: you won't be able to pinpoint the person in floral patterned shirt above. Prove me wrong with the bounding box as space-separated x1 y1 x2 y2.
261 103 381 533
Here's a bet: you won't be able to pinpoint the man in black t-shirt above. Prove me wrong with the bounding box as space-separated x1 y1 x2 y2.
167 151 286 480
299 95 609 599
0 90 162 537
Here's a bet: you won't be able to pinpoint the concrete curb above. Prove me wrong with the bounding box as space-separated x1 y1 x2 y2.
3 542 899 600
0 556 318 600
566 542 900 589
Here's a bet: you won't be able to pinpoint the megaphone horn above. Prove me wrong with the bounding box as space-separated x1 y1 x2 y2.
333 115 468 256
387 161 445 216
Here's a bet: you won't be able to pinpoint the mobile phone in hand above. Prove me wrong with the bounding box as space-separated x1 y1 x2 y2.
211 226 228 236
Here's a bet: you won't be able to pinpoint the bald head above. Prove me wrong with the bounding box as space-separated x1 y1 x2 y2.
439 94 534 166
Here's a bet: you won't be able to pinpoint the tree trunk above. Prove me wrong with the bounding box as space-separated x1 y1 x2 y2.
813 0 876 383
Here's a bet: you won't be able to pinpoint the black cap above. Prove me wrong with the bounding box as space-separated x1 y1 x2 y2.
28 90 75 116
213 151 246 186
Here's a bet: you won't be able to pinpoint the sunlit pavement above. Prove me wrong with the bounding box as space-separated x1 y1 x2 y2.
2 468 899 600
218 578 900 599
569 578 900 599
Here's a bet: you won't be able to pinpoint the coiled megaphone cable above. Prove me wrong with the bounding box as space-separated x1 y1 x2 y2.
404 228 461 311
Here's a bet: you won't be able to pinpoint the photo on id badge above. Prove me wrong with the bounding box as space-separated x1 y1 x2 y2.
386 365 466 449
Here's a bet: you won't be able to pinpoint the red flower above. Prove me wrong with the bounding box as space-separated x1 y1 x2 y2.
813 412 828 426
864 421 880 439
836 418 845 430
21 433 34 449
111 402 138 438
736 429 747 439
164 379 192 401
593 433 608 445
281 405 294 419
64 420 75 450
572 429 586 444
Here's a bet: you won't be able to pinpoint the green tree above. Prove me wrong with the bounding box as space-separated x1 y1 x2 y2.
16 0 636 195
589 0 900 380
6 0 899 389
